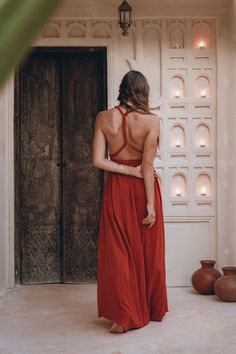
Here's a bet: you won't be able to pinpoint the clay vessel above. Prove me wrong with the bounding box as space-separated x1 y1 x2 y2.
191 259 221 295
214 266 236 302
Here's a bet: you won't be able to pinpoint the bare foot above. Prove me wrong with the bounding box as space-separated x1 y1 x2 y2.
110 322 125 333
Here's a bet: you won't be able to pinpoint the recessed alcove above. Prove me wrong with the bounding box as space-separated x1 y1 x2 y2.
195 123 210 148
170 76 185 98
68 24 86 38
194 75 210 98
192 21 215 49
196 173 212 196
170 124 185 148
92 23 111 38
171 173 187 197
169 25 184 49
42 23 60 38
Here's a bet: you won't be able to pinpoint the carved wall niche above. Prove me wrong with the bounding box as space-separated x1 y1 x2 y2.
68 23 86 38
170 124 185 148
194 75 210 98
195 123 210 148
42 21 61 38
171 173 187 197
170 75 185 98
192 20 215 49
168 23 185 49
92 22 112 38
196 173 212 196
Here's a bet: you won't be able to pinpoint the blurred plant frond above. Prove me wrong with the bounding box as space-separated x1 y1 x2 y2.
0 0 62 88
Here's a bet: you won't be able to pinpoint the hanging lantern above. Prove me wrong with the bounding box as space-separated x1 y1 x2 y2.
118 0 132 36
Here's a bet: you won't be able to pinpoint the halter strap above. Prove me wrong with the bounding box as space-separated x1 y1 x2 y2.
109 106 143 158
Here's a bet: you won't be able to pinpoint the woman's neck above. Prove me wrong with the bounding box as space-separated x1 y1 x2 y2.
119 102 151 115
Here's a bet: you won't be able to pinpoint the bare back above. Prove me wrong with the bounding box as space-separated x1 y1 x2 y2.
99 106 159 160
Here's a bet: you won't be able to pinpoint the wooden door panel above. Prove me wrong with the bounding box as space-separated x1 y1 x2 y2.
63 53 105 282
20 53 62 284
16 48 106 284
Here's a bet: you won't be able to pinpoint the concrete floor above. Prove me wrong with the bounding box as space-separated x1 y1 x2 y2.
0 284 236 354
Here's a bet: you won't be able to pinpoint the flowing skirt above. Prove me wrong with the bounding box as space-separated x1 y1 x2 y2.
97 159 169 332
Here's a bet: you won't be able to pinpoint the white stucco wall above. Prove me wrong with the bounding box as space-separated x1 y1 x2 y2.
54 0 229 18
0 76 14 295
228 0 236 266
0 86 7 294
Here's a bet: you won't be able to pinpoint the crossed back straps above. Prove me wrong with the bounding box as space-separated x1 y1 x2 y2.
109 105 144 158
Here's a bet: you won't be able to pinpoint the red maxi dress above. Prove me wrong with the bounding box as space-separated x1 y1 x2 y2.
97 106 169 332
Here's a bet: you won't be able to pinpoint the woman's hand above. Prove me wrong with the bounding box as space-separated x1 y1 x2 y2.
142 203 156 228
134 165 157 179
134 164 144 178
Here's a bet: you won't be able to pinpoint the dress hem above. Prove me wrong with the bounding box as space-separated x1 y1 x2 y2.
98 313 150 333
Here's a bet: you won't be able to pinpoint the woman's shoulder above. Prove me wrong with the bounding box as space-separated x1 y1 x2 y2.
138 114 160 138
96 107 117 118
95 107 118 128
144 112 160 128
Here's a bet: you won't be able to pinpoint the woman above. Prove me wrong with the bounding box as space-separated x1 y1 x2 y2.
92 70 169 334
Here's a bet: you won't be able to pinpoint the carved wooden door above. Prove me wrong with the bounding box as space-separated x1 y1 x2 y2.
15 48 106 284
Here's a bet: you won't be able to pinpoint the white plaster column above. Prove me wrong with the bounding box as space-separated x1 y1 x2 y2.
228 0 236 266
0 75 15 294
214 13 231 268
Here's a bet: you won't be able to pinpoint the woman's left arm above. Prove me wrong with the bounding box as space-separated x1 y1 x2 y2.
92 112 142 178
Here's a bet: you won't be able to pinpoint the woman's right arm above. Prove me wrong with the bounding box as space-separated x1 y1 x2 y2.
142 117 160 228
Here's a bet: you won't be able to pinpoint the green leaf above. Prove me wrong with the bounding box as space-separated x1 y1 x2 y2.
0 0 62 87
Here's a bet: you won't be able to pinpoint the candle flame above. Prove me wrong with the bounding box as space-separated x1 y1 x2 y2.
176 140 181 147
199 40 205 48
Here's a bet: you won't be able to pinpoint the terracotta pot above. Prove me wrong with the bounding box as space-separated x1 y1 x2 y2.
214 267 236 302
191 259 221 295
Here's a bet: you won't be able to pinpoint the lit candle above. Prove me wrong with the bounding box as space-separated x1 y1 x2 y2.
201 187 207 196
175 90 180 98
199 40 205 49
200 90 206 98
200 139 205 148
176 140 181 148
174 43 180 49
176 188 181 196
